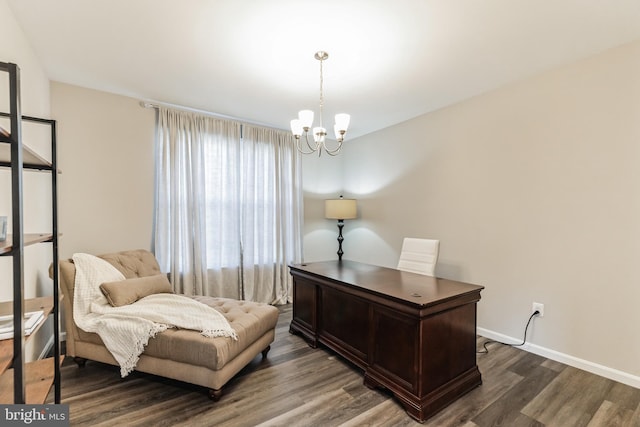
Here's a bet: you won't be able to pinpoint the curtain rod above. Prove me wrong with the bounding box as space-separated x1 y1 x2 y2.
140 100 286 132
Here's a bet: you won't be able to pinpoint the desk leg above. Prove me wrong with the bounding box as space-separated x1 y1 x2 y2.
290 277 319 347
289 323 318 348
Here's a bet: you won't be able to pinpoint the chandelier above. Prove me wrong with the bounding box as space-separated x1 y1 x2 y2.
290 51 350 156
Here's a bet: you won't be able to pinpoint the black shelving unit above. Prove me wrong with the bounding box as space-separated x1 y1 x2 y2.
0 61 61 404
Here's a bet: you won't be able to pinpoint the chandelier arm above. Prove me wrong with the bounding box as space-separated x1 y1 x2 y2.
323 140 344 156
304 132 320 152
296 134 317 155
296 131 324 155
321 137 343 153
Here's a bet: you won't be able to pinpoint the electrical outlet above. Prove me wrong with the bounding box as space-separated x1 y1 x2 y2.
532 302 544 317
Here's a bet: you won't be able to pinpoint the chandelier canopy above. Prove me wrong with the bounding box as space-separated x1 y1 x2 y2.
290 51 350 156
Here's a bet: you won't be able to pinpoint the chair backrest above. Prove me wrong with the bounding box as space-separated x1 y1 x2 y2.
397 238 440 276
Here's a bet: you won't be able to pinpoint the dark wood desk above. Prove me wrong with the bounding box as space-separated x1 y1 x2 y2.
289 260 484 422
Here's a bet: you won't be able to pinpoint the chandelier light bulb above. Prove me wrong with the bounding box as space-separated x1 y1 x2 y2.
290 119 303 137
334 113 350 132
313 126 326 143
298 110 314 130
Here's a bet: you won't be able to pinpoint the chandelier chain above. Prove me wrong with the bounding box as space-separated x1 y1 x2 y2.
319 56 324 128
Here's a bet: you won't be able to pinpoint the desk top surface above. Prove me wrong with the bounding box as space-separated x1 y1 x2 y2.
290 260 483 308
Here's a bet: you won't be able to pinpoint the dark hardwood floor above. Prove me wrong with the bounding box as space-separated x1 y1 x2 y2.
48 305 640 426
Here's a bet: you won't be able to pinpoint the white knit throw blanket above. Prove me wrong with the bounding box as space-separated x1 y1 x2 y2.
72 253 237 377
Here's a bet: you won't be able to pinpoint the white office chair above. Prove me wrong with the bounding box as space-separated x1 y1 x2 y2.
397 238 440 276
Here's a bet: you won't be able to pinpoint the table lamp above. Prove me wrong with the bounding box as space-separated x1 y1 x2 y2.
325 196 357 261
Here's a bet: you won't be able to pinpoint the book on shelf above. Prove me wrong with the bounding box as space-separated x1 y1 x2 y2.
0 310 44 340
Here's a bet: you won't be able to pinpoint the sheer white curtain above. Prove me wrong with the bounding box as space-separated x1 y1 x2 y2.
236 125 304 303
154 107 303 304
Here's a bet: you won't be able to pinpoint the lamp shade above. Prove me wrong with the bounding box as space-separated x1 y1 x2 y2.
325 198 357 220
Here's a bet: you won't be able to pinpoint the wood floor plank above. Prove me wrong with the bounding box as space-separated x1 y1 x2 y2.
89 394 210 427
630 402 640 426
607 381 640 411
48 305 640 427
477 339 531 372
586 400 636 427
427 363 523 426
507 351 548 376
340 399 423 427
472 365 556 426
255 388 357 426
521 366 616 426
540 358 567 373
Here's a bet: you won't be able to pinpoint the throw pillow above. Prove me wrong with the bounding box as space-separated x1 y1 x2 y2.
100 274 173 307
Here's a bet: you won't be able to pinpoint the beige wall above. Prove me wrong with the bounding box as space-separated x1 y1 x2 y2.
301 153 348 262
0 0 53 359
50 82 156 259
304 39 640 383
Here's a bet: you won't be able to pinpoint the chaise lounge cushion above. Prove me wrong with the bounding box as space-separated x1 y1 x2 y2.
73 296 278 371
191 296 279 369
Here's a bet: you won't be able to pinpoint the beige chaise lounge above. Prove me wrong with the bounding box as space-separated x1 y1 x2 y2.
57 249 279 399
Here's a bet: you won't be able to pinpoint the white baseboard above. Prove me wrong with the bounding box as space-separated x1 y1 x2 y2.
39 331 67 360
477 327 640 390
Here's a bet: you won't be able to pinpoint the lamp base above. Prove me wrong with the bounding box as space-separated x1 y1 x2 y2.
337 219 345 261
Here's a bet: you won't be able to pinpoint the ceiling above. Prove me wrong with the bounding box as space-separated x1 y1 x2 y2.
7 0 640 139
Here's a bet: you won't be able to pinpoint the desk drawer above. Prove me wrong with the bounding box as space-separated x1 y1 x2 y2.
371 306 418 392
319 287 369 365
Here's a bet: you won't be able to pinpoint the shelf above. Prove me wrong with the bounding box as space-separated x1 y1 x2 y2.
0 298 55 369
0 296 56 380
0 234 54 256
0 356 64 404
0 142 53 170
0 297 63 404
0 296 55 330
0 297 57 404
